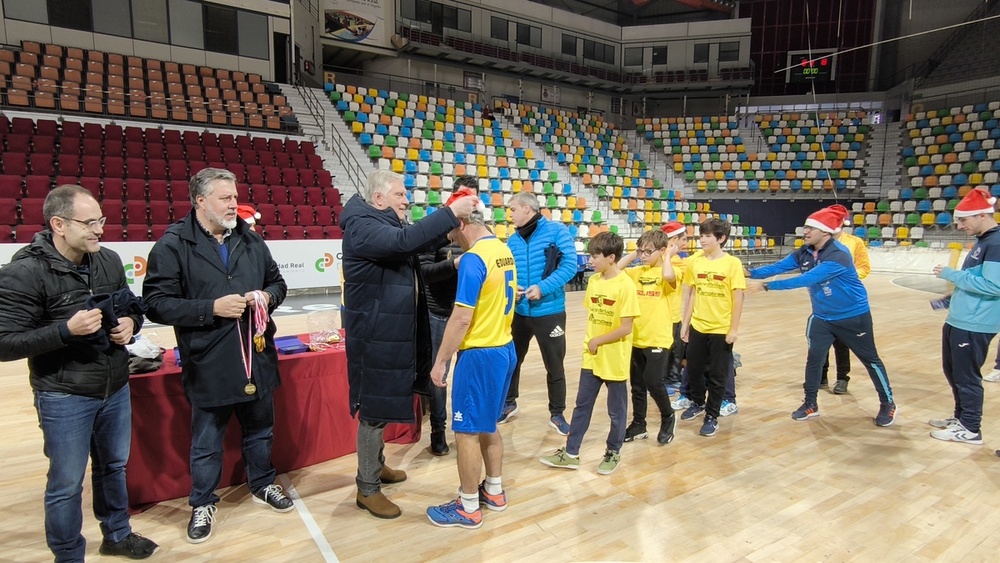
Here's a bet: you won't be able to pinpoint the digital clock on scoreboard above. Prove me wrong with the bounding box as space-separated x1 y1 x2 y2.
786 49 836 83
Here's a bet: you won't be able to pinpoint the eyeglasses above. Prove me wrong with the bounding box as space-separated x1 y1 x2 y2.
61 216 107 230
637 248 657 256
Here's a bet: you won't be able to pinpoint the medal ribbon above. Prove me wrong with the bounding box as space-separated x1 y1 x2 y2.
236 291 270 389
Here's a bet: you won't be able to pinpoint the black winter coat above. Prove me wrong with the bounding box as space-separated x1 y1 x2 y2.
0 231 141 398
340 194 459 423
143 213 287 408
419 240 466 317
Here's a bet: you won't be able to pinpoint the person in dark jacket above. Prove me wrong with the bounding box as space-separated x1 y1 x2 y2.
746 205 896 427
143 168 290 545
500 192 578 434
0 185 158 562
418 175 479 456
341 170 477 520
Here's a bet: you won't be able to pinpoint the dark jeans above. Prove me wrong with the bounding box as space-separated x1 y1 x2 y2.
664 321 684 385
34 384 133 563
942 324 995 433
565 369 627 455
629 347 674 426
507 312 567 416
685 329 733 418
821 337 851 383
803 312 893 406
995 337 1000 370
189 396 277 507
428 311 451 432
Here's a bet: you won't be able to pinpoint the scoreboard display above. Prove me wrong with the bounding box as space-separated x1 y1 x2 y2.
786 49 836 83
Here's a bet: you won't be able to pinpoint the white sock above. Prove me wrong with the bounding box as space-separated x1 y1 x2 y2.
484 475 502 495
459 490 479 513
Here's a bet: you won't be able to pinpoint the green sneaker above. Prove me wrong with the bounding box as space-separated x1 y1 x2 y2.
538 448 580 470
596 449 621 475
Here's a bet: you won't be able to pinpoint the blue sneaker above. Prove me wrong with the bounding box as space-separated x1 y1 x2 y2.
478 481 507 512
666 382 680 397
497 402 518 424
681 404 705 421
791 401 820 421
548 414 570 436
671 394 692 411
699 416 718 437
426 498 483 529
719 400 739 417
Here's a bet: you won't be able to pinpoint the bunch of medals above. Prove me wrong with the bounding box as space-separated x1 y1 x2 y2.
238 291 270 395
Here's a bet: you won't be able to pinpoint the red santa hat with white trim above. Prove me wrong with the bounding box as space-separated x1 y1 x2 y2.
953 187 997 218
828 204 851 226
660 221 686 238
804 205 845 234
237 204 261 225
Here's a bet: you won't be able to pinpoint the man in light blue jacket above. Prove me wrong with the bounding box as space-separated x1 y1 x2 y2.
499 192 578 434
930 187 1000 445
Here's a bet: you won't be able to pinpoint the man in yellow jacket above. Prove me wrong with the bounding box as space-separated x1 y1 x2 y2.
822 204 871 394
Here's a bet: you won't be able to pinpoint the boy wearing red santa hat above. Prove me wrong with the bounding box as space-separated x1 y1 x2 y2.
745 205 897 427
929 187 1000 445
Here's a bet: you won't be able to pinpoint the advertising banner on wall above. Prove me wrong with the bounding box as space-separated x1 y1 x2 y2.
322 0 390 48
0 240 344 297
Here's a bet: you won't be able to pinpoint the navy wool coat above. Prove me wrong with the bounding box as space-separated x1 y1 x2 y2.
339 194 459 423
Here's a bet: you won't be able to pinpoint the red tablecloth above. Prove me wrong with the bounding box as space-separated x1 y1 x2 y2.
126 340 421 509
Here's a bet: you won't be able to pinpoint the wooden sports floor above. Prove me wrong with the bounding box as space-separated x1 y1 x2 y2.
3 273 999 562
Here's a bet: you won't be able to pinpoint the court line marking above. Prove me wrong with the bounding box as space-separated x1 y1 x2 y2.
279 474 339 562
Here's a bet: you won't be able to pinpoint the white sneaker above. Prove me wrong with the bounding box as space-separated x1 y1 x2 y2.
984 369 1000 382
930 420 983 444
928 417 958 429
719 400 739 417
671 394 692 411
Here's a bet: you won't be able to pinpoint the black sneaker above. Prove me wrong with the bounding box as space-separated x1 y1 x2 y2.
657 414 677 445
252 483 294 513
99 532 159 559
187 504 217 544
623 421 648 442
833 380 849 395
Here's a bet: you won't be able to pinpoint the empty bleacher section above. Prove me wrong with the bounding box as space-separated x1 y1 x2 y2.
0 41 296 131
512 102 774 254
640 111 869 194
330 83 589 242
890 101 1000 243
0 114 340 243
325 81 774 255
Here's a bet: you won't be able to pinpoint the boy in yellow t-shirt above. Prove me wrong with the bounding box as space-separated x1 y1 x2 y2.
680 218 745 437
539 232 640 475
618 229 679 445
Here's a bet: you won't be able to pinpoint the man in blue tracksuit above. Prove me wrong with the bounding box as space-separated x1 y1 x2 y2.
929 187 1000 445
500 192 578 434
746 205 896 427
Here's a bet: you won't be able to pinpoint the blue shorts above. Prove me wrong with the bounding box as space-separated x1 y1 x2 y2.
451 341 516 434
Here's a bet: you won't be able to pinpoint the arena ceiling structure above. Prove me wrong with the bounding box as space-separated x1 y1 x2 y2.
526 0 737 25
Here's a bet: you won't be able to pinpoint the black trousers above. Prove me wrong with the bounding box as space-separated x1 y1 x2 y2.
506 312 567 416
804 312 892 405
821 337 851 383
685 328 732 419
663 321 684 386
942 323 995 433
629 346 675 426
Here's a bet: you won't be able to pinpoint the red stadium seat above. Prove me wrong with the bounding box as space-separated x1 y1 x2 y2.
20 198 46 224
284 225 305 239
263 225 284 240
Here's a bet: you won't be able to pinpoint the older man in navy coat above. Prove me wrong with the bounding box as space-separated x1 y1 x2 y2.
340 170 477 519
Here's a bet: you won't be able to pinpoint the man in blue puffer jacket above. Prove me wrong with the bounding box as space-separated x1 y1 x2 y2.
499 192 579 434
929 187 1000 445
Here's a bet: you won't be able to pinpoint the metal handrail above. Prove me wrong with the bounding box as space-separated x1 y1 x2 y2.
295 84 327 150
